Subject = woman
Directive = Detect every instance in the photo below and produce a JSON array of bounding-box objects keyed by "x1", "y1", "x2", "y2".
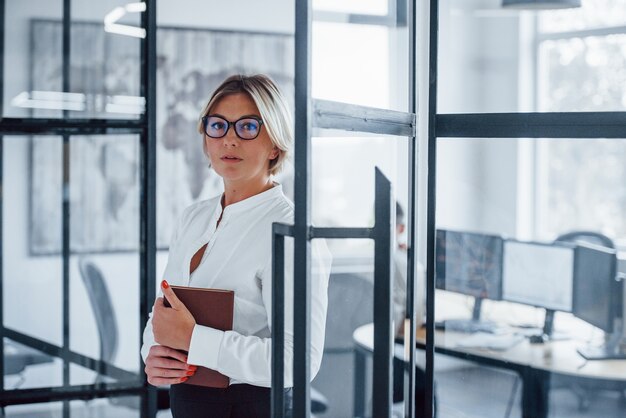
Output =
[{"x1": 141, "y1": 74, "x2": 332, "y2": 418}]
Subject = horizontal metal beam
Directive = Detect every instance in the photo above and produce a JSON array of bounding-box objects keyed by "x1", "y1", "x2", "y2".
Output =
[
  {"x1": 436, "y1": 112, "x2": 626, "y2": 139},
  {"x1": 273, "y1": 222, "x2": 294, "y2": 237},
  {"x1": 0, "y1": 382, "x2": 144, "y2": 406},
  {"x1": 313, "y1": 99, "x2": 416, "y2": 137},
  {"x1": 4, "y1": 328, "x2": 138, "y2": 382},
  {"x1": 309, "y1": 226, "x2": 373, "y2": 239},
  {"x1": 0, "y1": 118, "x2": 145, "y2": 135}
]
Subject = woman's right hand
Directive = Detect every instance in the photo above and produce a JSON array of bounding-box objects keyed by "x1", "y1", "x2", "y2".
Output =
[{"x1": 144, "y1": 345, "x2": 197, "y2": 386}]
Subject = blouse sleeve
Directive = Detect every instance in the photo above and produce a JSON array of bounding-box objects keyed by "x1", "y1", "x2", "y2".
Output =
[{"x1": 186, "y1": 237, "x2": 332, "y2": 387}]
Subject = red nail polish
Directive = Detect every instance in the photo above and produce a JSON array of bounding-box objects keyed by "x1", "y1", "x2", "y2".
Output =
[
  {"x1": 162, "y1": 280, "x2": 169, "y2": 289},
  {"x1": 186, "y1": 370, "x2": 194, "y2": 376},
  {"x1": 181, "y1": 377, "x2": 188, "y2": 382}
]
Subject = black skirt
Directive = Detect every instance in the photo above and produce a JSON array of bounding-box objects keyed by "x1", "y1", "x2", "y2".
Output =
[{"x1": 170, "y1": 383, "x2": 293, "y2": 418}]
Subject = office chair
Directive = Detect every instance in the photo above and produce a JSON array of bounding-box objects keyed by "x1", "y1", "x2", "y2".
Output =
[
  {"x1": 551, "y1": 231, "x2": 623, "y2": 411},
  {"x1": 78, "y1": 258, "x2": 170, "y2": 412}
]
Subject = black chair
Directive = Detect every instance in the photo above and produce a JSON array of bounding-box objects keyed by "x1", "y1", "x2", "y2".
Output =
[{"x1": 78, "y1": 258, "x2": 170, "y2": 411}]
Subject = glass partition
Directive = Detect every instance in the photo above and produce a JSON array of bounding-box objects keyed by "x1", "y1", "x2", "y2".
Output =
[{"x1": 434, "y1": 136, "x2": 626, "y2": 418}]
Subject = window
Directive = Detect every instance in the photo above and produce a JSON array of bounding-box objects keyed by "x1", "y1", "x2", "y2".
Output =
[{"x1": 535, "y1": 0, "x2": 626, "y2": 246}]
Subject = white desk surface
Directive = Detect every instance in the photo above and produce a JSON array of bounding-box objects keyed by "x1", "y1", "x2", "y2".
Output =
[{"x1": 353, "y1": 322, "x2": 626, "y2": 382}]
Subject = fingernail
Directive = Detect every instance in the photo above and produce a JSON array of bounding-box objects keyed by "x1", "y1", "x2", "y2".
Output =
[
  {"x1": 189, "y1": 365, "x2": 198, "y2": 371},
  {"x1": 181, "y1": 377, "x2": 188, "y2": 382},
  {"x1": 162, "y1": 280, "x2": 169, "y2": 289},
  {"x1": 186, "y1": 370, "x2": 194, "y2": 376}
]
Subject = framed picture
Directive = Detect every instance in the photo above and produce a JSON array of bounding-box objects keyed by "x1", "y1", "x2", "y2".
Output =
[{"x1": 29, "y1": 20, "x2": 294, "y2": 254}]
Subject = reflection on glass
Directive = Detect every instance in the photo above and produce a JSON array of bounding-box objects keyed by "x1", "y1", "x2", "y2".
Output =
[{"x1": 3, "y1": 338, "x2": 62, "y2": 390}]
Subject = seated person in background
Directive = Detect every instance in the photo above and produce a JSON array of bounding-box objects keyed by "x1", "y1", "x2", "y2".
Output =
[{"x1": 392, "y1": 202, "x2": 436, "y2": 417}]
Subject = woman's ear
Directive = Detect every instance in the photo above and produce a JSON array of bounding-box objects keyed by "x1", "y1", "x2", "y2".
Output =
[{"x1": 269, "y1": 147, "x2": 279, "y2": 160}]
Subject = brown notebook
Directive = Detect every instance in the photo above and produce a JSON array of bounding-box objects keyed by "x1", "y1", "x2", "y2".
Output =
[{"x1": 164, "y1": 285, "x2": 234, "y2": 388}]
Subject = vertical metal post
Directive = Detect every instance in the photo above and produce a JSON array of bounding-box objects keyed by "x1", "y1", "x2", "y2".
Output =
[
  {"x1": 61, "y1": 2, "x2": 71, "y2": 417},
  {"x1": 425, "y1": 1, "x2": 440, "y2": 417},
  {"x1": 294, "y1": 0, "x2": 312, "y2": 417},
  {"x1": 140, "y1": 1, "x2": 157, "y2": 417},
  {"x1": 0, "y1": 0, "x2": 6, "y2": 396},
  {"x1": 271, "y1": 227, "x2": 286, "y2": 418},
  {"x1": 372, "y1": 168, "x2": 394, "y2": 418},
  {"x1": 406, "y1": 0, "x2": 419, "y2": 416}
]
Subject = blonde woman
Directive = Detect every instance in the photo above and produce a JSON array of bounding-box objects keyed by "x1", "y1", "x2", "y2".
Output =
[{"x1": 141, "y1": 74, "x2": 331, "y2": 417}]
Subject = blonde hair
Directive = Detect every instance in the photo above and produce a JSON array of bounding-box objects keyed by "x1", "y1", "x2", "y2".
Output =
[{"x1": 197, "y1": 74, "x2": 293, "y2": 176}]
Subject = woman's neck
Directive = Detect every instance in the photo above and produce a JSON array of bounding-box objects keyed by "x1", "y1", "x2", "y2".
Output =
[{"x1": 222, "y1": 176, "x2": 274, "y2": 207}]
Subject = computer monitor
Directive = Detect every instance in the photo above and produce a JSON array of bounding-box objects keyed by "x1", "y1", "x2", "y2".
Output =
[
  {"x1": 502, "y1": 240, "x2": 575, "y2": 313},
  {"x1": 573, "y1": 244, "x2": 619, "y2": 333},
  {"x1": 435, "y1": 229, "x2": 504, "y2": 301}
]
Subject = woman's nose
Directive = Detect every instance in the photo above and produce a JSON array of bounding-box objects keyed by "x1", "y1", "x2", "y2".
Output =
[{"x1": 223, "y1": 126, "x2": 239, "y2": 146}]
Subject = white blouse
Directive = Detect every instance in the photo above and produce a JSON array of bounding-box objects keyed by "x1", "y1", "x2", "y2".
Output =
[{"x1": 141, "y1": 184, "x2": 332, "y2": 387}]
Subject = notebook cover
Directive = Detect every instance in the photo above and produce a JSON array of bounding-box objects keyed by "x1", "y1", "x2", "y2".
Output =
[{"x1": 164, "y1": 285, "x2": 234, "y2": 388}]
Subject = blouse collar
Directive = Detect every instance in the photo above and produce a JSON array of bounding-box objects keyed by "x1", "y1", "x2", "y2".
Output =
[{"x1": 220, "y1": 183, "x2": 283, "y2": 215}]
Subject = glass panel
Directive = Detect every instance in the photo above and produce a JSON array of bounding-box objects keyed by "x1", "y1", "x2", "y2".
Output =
[
  {"x1": 438, "y1": 0, "x2": 626, "y2": 113},
  {"x1": 3, "y1": 136, "x2": 63, "y2": 346},
  {"x1": 312, "y1": 4, "x2": 410, "y2": 111},
  {"x1": 311, "y1": 133, "x2": 409, "y2": 257},
  {"x1": 67, "y1": 135, "x2": 141, "y2": 381},
  {"x1": 5, "y1": 402, "x2": 64, "y2": 418},
  {"x1": 313, "y1": 239, "x2": 374, "y2": 418},
  {"x1": 68, "y1": 1, "x2": 142, "y2": 119},
  {"x1": 539, "y1": 34, "x2": 626, "y2": 112},
  {"x1": 4, "y1": 338, "x2": 62, "y2": 390},
  {"x1": 3, "y1": 0, "x2": 63, "y2": 118},
  {"x1": 70, "y1": 397, "x2": 141, "y2": 418},
  {"x1": 434, "y1": 136, "x2": 626, "y2": 418}
]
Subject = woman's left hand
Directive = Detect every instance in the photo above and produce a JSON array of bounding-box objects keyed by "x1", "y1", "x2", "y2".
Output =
[{"x1": 152, "y1": 280, "x2": 196, "y2": 351}]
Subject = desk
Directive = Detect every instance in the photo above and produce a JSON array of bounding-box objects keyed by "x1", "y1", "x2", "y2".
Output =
[{"x1": 353, "y1": 323, "x2": 626, "y2": 418}]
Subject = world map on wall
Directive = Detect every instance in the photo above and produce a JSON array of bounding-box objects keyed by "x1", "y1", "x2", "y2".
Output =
[{"x1": 29, "y1": 20, "x2": 294, "y2": 254}]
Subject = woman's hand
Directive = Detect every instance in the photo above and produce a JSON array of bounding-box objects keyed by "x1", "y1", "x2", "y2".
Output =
[
  {"x1": 145, "y1": 345, "x2": 197, "y2": 386},
  {"x1": 152, "y1": 280, "x2": 196, "y2": 351}
]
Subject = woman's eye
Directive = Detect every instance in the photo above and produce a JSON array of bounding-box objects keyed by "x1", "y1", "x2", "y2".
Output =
[
  {"x1": 241, "y1": 122, "x2": 257, "y2": 132},
  {"x1": 211, "y1": 122, "x2": 226, "y2": 130}
]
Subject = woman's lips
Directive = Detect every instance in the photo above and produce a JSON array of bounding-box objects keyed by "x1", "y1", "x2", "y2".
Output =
[{"x1": 221, "y1": 156, "x2": 242, "y2": 163}]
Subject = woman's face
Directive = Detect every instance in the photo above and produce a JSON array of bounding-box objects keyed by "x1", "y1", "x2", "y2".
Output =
[{"x1": 204, "y1": 93, "x2": 278, "y2": 185}]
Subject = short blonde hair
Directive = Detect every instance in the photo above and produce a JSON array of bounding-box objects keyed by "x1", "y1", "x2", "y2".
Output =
[{"x1": 197, "y1": 74, "x2": 293, "y2": 176}]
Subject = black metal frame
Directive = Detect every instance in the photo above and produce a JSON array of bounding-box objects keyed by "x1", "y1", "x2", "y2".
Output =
[
  {"x1": 271, "y1": 2, "x2": 421, "y2": 418},
  {"x1": 0, "y1": 1, "x2": 157, "y2": 417}
]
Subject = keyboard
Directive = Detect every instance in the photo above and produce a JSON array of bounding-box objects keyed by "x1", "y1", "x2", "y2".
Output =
[{"x1": 435, "y1": 319, "x2": 498, "y2": 334}]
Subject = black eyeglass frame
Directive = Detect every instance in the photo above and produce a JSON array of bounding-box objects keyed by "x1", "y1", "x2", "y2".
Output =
[{"x1": 202, "y1": 114, "x2": 265, "y2": 140}]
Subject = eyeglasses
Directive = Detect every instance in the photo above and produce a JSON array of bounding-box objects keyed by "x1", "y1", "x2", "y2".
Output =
[{"x1": 202, "y1": 114, "x2": 264, "y2": 140}]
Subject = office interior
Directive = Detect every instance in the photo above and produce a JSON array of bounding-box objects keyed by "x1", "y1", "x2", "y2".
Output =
[{"x1": 2, "y1": 0, "x2": 626, "y2": 417}]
